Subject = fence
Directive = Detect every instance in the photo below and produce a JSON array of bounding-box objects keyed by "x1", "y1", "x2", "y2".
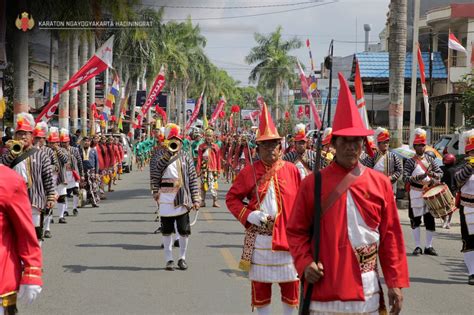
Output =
[{"x1": 375, "y1": 126, "x2": 448, "y2": 144}]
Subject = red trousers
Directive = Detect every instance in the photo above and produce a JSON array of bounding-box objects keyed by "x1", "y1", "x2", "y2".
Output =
[{"x1": 251, "y1": 280, "x2": 299, "y2": 308}]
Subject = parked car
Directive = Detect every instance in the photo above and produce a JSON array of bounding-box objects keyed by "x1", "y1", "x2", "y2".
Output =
[
  {"x1": 105, "y1": 133, "x2": 134, "y2": 173},
  {"x1": 433, "y1": 134, "x2": 460, "y2": 156}
]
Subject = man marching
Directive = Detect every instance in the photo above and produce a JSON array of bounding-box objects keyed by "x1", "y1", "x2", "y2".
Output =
[
  {"x1": 361, "y1": 127, "x2": 402, "y2": 193},
  {"x1": 226, "y1": 103, "x2": 301, "y2": 315},
  {"x1": 403, "y1": 128, "x2": 443, "y2": 256},
  {"x1": 287, "y1": 74, "x2": 409, "y2": 315},
  {"x1": 0, "y1": 113, "x2": 55, "y2": 243},
  {"x1": 320, "y1": 127, "x2": 334, "y2": 168},
  {"x1": 150, "y1": 123, "x2": 200, "y2": 271},
  {"x1": 283, "y1": 123, "x2": 317, "y2": 179},
  {"x1": 80, "y1": 137, "x2": 100, "y2": 207},
  {"x1": 60, "y1": 129, "x2": 84, "y2": 218},
  {"x1": 197, "y1": 128, "x2": 221, "y2": 207},
  {"x1": 454, "y1": 130, "x2": 474, "y2": 285}
]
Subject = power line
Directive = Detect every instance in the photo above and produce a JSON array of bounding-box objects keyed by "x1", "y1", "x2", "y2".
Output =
[
  {"x1": 161, "y1": 1, "x2": 337, "y2": 21},
  {"x1": 151, "y1": 1, "x2": 325, "y2": 10}
]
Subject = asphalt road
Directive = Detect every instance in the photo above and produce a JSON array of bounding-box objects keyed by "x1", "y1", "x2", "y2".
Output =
[{"x1": 22, "y1": 167, "x2": 473, "y2": 315}]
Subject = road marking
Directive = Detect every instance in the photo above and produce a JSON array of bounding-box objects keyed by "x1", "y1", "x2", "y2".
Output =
[
  {"x1": 220, "y1": 248, "x2": 246, "y2": 281},
  {"x1": 202, "y1": 209, "x2": 214, "y2": 223}
]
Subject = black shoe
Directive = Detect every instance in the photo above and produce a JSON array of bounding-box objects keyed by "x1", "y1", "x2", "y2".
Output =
[
  {"x1": 92, "y1": 203, "x2": 99, "y2": 208},
  {"x1": 73, "y1": 209, "x2": 78, "y2": 216},
  {"x1": 58, "y1": 217, "x2": 67, "y2": 224},
  {"x1": 64, "y1": 211, "x2": 69, "y2": 217},
  {"x1": 165, "y1": 260, "x2": 175, "y2": 271},
  {"x1": 469, "y1": 275, "x2": 474, "y2": 285},
  {"x1": 160, "y1": 243, "x2": 164, "y2": 248},
  {"x1": 50, "y1": 218, "x2": 54, "y2": 224},
  {"x1": 44, "y1": 230, "x2": 52, "y2": 238},
  {"x1": 412, "y1": 247, "x2": 423, "y2": 256},
  {"x1": 424, "y1": 247, "x2": 438, "y2": 256},
  {"x1": 177, "y1": 259, "x2": 188, "y2": 270},
  {"x1": 174, "y1": 239, "x2": 180, "y2": 247}
]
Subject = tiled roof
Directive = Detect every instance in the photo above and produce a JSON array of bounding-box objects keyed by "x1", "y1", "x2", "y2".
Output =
[{"x1": 352, "y1": 52, "x2": 447, "y2": 80}]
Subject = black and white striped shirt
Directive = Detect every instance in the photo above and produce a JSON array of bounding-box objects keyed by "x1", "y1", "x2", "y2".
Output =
[
  {"x1": 403, "y1": 153, "x2": 443, "y2": 186},
  {"x1": 283, "y1": 150, "x2": 318, "y2": 171},
  {"x1": 1, "y1": 148, "x2": 55, "y2": 209},
  {"x1": 150, "y1": 150, "x2": 200, "y2": 207},
  {"x1": 360, "y1": 151, "x2": 402, "y2": 183},
  {"x1": 454, "y1": 162, "x2": 473, "y2": 188}
]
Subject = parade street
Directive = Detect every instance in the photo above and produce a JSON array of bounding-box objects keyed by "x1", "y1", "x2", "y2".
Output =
[{"x1": 19, "y1": 167, "x2": 473, "y2": 315}]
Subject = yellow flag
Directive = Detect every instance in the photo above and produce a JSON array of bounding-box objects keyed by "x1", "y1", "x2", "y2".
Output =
[
  {"x1": 203, "y1": 112, "x2": 208, "y2": 129},
  {"x1": 0, "y1": 86, "x2": 6, "y2": 119}
]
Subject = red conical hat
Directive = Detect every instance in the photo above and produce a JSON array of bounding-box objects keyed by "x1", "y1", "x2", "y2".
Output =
[
  {"x1": 332, "y1": 73, "x2": 374, "y2": 137},
  {"x1": 256, "y1": 101, "x2": 282, "y2": 142}
]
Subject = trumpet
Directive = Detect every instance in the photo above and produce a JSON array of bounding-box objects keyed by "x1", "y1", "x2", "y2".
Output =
[
  {"x1": 6, "y1": 140, "x2": 24, "y2": 156},
  {"x1": 165, "y1": 139, "x2": 181, "y2": 153}
]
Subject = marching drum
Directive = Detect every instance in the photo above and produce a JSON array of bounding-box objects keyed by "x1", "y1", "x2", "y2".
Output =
[{"x1": 422, "y1": 184, "x2": 457, "y2": 218}]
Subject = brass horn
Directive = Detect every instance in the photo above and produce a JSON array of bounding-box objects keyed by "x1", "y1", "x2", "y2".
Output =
[
  {"x1": 7, "y1": 140, "x2": 24, "y2": 156},
  {"x1": 166, "y1": 139, "x2": 181, "y2": 153}
]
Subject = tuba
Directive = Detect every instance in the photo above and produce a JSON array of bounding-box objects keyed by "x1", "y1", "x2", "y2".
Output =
[{"x1": 7, "y1": 140, "x2": 24, "y2": 157}]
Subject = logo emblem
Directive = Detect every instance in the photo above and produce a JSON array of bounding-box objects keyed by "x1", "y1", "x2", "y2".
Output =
[{"x1": 15, "y1": 12, "x2": 35, "y2": 32}]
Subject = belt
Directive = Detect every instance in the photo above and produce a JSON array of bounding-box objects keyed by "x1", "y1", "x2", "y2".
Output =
[
  {"x1": 1, "y1": 293, "x2": 17, "y2": 307},
  {"x1": 411, "y1": 182, "x2": 423, "y2": 189},
  {"x1": 355, "y1": 249, "x2": 378, "y2": 264}
]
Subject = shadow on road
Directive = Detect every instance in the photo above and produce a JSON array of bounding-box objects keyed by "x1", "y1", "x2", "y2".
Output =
[
  {"x1": 219, "y1": 268, "x2": 247, "y2": 279},
  {"x1": 91, "y1": 219, "x2": 151, "y2": 223},
  {"x1": 198, "y1": 218, "x2": 236, "y2": 222},
  {"x1": 207, "y1": 244, "x2": 243, "y2": 249},
  {"x1": 96, "y1": 212, "x2": 154, "y2": 215},
  {"x1": 409, "y1": 276, "x2": 466, "y2": 285},
  {"x1": 63, "y1": 265, "x2": 166, "y2": 273},
  {"x1": 76, "y1": 243, "x2": 162, "y2": 250},
  {"x1": 88, "y1": 231, "x2": 153, "y2": 236},
  {"x1": 199, "y1": 230, "x2": 244, "y2": 236}
]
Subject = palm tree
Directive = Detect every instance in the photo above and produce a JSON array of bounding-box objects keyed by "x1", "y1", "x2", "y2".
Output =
[
  {"x1": 245, "y1": 26, "x2": 302, "y2": 121},
  {"x1": 388, "y1": 0, "x2": 407, "y2": 147}
]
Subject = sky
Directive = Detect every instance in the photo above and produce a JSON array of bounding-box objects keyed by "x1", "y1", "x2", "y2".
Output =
[{"x1": 142, "y1": 0, "x2": 390, "y2": 86}]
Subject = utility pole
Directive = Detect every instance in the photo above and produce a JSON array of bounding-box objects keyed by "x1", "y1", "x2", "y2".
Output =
[
  {"x1": 409, "y1": 0, "x2": 420, "y2": 143},
  {"x1": 325, "y1": 40, "x2": 334, "y2": 127}
]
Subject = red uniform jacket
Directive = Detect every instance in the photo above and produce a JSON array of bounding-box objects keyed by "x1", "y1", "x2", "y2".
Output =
[
  {"x1": 97, "y1": 144, "x2": 110, "y2": 170},
  {"x1": 0, "y1": 165, "x2": 43, "y2": 295},
  {"x1": 226, "y1": 160, "x2": 301, "y2": 251},
  {"x1": 106, "y1": 144, "x2": 115, "y2": 167},
  {"x1": 197, "y1": 142, "x2": 221, "y2": 173},
  {"x1": 113, "y1": 144, "x2": 121, "y2": 165},
  {"x1": 118, "y1": 144, "x2": 124, "y2": 162},
  {"x1": 287, "y1": 162, "x2": 409, "y2": 302},
  {"x1": 232, "y1": 145, "x2": 254, "y2": 169}
]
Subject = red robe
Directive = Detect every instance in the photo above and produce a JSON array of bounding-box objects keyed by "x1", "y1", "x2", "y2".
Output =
[
  {"x1": 113, "y1": 144, "x2": 121, "y2": 165},
  {"x1": 287, "y1": 162, "x2": 409, "y2": 302},
  {"x1": 226, "y1": 160, "x2": 301, "y2": 251},
  {"x1": 106, "y1": 144, "x2": 115, "y2": 167},
  {"x1": 0, "y1": 165, "x2": 43, "y2": 295},
  {"x1": 197, "y1": 142, "x2": 221, "y2": 173}
]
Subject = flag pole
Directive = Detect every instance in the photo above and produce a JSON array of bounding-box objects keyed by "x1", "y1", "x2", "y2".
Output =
[{"x1": 446, "y1": 28, "x2": 451, "y2": 134}]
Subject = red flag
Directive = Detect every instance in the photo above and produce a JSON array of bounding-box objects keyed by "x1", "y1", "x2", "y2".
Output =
[
  {"x1": 448, "y1": 32, "x2": 467, "y2": 53},
  {"x1": 354, "y1": 58, "x2": 369, "y2": 128},
  {"x1": 36, "y1": 36, "x2": 114, "y2": 123},
  {"x1": 209, "y1": 95, "x2": 226, "y2": 125},
  {"x1": 141, "y1": 66, "x2": 166, "y2": 115},
  {"x1": 185, "y1": 90, "x2": 203, "y2": 131},
  {"x1": 155, "y1": 105, "x2": 167, "y2": 124},
  {"x1": 297, "y1": 61, "x2": 322, "y2": 130},
  {"x1": 417, "y1": 43, "x2": 430, "y2": 125}
]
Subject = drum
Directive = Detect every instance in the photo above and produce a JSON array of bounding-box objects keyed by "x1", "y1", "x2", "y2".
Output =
[{"x1": 422, "y1": 184, "x2": 457, "y2": 218}]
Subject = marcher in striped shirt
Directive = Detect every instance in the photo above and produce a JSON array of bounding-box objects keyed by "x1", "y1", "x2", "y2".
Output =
[{"x1": 0, "y1": 113, "x2": 55, "y2": 243}]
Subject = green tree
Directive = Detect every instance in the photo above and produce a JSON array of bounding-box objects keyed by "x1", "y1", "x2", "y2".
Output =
[
  {"x1": 245, "y1": 26, "x2": 302, "y2": 122},
  {"x1": 459, "y1": 74, "x2": 474, "y2": 128}
]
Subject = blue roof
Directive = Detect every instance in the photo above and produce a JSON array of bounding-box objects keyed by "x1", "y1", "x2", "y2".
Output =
[{"x1": 352, "y1": 52, "x2": 447, "y2": 80}]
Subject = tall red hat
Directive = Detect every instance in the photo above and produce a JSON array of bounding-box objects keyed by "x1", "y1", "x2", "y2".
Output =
[
  {"x1": 413, "y1": 128, "x2": 427, "y2": 145},
  {"x1": 164, "y1": 123, "x2": 182, "y2": 141},
  {"x1": 464, "y1": 130, "x2": 474, "y2": 153},
  {"x1": 59, "y1": 128, "x2": 70, "y2": 143},
  {"x1": 293, "y1": 123, "x2": 307, "y2": 142},
  {"x1": 48, "y1": 127, "x2": 60, "y2": 143},
  {"x1": 332, "y1": 73, "x2": 374, "y2": 138},
  {"x1": 33, "y1": 122, "x2": 48, "y2": 138},
  {"x1": 375, "y1": 127, "x2": 390, "y2": 143},
  {"x1": 256, "y1": 101, "x2": 282, "y2": 142},
  {"x1": 15, "y1": 113, "x2": 35, "y2": 133}
]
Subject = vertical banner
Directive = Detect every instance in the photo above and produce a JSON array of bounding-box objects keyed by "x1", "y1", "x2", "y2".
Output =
[
  {"x1": 354, "y1": 58, "x2": 370, "y2": 129},
  {"x1": 297, "y1": 61, "x2": 322, "y2": 130},
  {"x1": 209, "y1": 95, "x2": 226, "y2": 125},
  {"x1": 185, "y1": 90, "x2": 204, "y2": 131},
  {"x1": 416, "y1": 44, "x2": 430, "y2": 126}
]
